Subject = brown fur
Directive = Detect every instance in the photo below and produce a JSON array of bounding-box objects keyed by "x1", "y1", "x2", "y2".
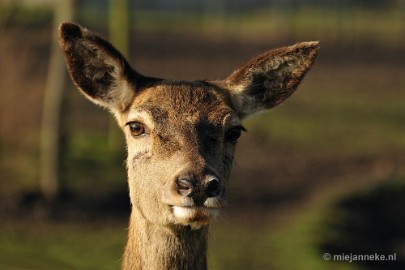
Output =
[{"x1": 58, "y1": 22, "x2": 319, "y2": 270}]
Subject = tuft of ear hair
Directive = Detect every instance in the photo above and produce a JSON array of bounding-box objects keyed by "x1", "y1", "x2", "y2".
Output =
[{"x1": 218, "y1": 41, "x2": 319, "y2": 118}]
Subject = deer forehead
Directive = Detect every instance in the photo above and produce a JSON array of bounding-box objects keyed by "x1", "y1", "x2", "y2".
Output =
[{"x1": 123, "y1": 81, "x2": 240, "y2": 132}]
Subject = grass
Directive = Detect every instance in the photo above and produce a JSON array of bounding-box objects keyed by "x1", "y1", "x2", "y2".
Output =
[
  {"x1": 263, "y1": 192, "x2": 358, "y2": 270},
  {"x1": 0, "y1": 221, "x2": 126, "y2": 270}
]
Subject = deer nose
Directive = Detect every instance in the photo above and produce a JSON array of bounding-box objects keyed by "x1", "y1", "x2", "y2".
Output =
[
  {"x1": 176, "y1": 175, "x2": 222, "y2": 198},
  {"x1": 205, "y1": 178, "x2": 221, "y2": 198},
  {"x1": 176, "y1": 178, "x2": 194, "y2": 197}
]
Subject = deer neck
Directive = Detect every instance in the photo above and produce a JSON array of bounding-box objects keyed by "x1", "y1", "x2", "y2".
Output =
[{"x1": 122, "y1": 207, "x2": 208, "y2": 270}]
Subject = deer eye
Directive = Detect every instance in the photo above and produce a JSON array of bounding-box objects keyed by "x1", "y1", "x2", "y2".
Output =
[
  {"x1": 225, "y1": 126, "x2": 246, "y2": 144},
  {"x1": 127, "y1": 121, "x2": 147, "y2": 137}
]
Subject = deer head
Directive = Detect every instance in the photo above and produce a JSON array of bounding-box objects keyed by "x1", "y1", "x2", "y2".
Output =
[{"x1": 59, "y1": 22, "x2": 318, "y2": 268}]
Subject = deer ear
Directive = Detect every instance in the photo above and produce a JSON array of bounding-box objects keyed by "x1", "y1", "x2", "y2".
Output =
[
  {"x1": 219, "y1": 42, "x2": 319, "y2": 118},
  {"x1": 59, "y1": 22, "x2": 142, "y2": 113}
]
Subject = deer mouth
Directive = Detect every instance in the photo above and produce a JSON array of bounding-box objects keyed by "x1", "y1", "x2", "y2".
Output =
[{"x1": 172, "y1": 206, "x2": 220, "y2": 230}]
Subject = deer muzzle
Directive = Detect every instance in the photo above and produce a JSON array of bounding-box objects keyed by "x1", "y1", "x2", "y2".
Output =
[{"x1": 162, "y1": 167, "x2": 225, "y2": 229}]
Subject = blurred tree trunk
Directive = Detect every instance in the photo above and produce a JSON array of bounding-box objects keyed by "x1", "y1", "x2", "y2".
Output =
[
  {"x1": 40, "y1": 0, "x2": 75, "y2": 202},
  {"x1": 108, "y1": 0, "x2": 129, "y2": 150}
]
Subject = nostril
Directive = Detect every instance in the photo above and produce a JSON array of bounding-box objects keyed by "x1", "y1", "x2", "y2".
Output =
[
  {"x1": 177, "y1": 178, "x2": 194, "y2": 197},
  {"x1": 205, "y1": 178, "x2": 221, "y2": 198}
]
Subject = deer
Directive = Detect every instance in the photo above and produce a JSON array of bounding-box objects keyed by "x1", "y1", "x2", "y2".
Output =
[{"x1": 58, "y1": 22, "x2": 318, "y2": 270}]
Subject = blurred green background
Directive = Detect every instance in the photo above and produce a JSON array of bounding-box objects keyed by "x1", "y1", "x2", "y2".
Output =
[{"x1": 0, "y1": 0, "x2": 405, "y2": 269}]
